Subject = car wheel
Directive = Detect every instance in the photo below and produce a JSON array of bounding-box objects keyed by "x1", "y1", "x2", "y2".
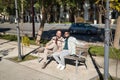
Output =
[{"x1": 87, "y1": 30, "x2": 92, "y2": 35}]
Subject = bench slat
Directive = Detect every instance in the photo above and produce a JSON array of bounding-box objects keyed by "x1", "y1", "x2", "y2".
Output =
[{"x1": 65, "y1": 55, "x2": 86, "y2": 62}]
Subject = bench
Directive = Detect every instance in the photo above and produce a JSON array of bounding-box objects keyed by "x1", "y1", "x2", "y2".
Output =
[
  {"x1": 37, "y1": 46, "x2": 88, "y2": 72},
  {"x1": 64, "y1": 47, "x2": 88, "y2": 73}
]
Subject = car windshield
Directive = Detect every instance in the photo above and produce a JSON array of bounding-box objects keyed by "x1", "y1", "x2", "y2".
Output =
[
  {"x1": 74, "y1": 23, "x2": 83, "y2": 27},
  {"x1": 84, "y1": 23, "x2": 91, "y2": 26},
  {"x1": 71, "y1": 23, "x2": 93, "y2": 28}
]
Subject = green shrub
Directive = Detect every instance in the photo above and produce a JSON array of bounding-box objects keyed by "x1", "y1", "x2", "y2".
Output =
[
  {"x1": 22, "y1": 35, "x2": 30, "y2": 46},
  {"x1": 0, "y1": 34, "x2": 49, "y2": 45}
]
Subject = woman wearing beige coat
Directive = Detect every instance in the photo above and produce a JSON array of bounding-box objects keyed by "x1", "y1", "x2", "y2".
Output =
[{"x1": 41, "y1": 30, "x2": 64, "y2": 69}]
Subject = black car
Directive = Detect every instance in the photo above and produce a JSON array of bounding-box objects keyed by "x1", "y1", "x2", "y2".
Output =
[{"x1": 69, "y1": 23, "x2": 98, "y2": 34}]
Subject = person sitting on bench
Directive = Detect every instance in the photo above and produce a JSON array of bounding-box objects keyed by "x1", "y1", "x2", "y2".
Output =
[
  {"x1": 41, "y1": 30, "x2": 64, "y2": 69},
  {"x1": 52, "y1": 31, "x2": 85, "y2": 70}
]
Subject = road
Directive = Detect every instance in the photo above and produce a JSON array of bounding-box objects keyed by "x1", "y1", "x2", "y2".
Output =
[
  {"x1": 0, "y1": 23, "x2": 70, "y2": 34},
  {"x1": 0, "y1": 22, "x2": 116, "y2": 34},
  {"x1": 0, "y1": 22, "x2": 116, "y2": 42}
]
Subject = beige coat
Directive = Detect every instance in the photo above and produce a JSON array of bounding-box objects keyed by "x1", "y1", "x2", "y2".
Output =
[{"x1": 46, "y1": 36, "x2": 64, "y2": 52}]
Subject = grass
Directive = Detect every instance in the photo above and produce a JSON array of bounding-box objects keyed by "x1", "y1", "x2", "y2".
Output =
[
  {"x1": 0, "y1": 34, "x2": 17, "y2": 41},
  {"x1": 8, "y1": 55, "x2": 37, "y2": 63},
  {"x1": 89, "y1": 46, "x2": 120, "y2": 60},
  {"x1": 27, "y1": 38, "x2": 49, "y2": 46},
  {"x1": 96, "y1": 75, "x2": 120, "y2": 80},
  {"x1": 0, "y1": 34, "x2": 49, "y2": 45},
  {"x1": 48, "y1": 22, "x2": 71, "y2": 24},
  {"x1": 97, "y1": 77, "x2": 120, "y2": 80},
  {"x1": 0, "y1": 34, "x2": 49, "y2": 62}
]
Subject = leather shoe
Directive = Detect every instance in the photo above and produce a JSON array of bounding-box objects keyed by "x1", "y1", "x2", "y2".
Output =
[{"x1": 41, "y1": 62, "x2": 47, "y2": 69}]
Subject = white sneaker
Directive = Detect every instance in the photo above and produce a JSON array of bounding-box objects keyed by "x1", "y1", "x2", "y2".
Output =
[
  {"x1": 57, "y1": 64, "x2": 62, "y2": 69},
  {"x1": 60, "y1": 65, "x2": 65, "y2": 70}
]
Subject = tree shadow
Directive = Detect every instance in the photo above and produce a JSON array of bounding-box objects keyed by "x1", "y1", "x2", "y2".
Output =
[
  {"x1": 22, "y1": 46, "x2": 41, "y2": 59},
  {"x1": 88, "y1": 47, "x2": 104, "y2": 80},
  {"x1": 88, "y1": 47, "x2": 117, "y2": 80},
  {"x1": 0, "y1": 28, "x2": 11, "y2": 33},
  {"x1": 40, "y1": 55, "x2": 87, "y2": 69},
  {"x1": 0, "y1": 40, "x2": 11, "y2": 45},
  {"x1": 43, "y1": 56, "x2": 54, "y2": 68},
  {"x1": 0, "y1": 47, "x2": 15, "y2": 56}
]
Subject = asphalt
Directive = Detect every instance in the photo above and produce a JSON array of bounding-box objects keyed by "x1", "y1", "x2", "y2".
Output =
[
  {"x1": 0, "y1": 23, "x2": 116, "y2": 41},
  {"x1": 0, "y1": 39, "x2": 120, "y2": 80}
]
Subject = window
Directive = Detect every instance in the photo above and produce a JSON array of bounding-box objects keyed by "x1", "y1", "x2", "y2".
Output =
[{"x1": 84, "y1": 23, "x2": 90, "y2": 27}]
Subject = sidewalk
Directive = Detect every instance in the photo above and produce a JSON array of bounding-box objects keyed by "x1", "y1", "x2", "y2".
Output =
[
  {"x1": 0, "y1": 59, "x2": 61, "y2": 80},
  {"x1": 0, "y1": 39, "x2": 120, "y2": 80}
]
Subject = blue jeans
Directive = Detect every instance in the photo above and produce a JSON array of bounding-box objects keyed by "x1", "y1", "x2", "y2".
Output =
[{"x1": 52, "y1": 50, "x2": 70, "y2": 66}]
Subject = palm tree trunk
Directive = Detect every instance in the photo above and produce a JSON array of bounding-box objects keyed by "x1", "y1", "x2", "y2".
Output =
[{"x1": 113, "y1": 16, "x2": 120, "y2": 49}]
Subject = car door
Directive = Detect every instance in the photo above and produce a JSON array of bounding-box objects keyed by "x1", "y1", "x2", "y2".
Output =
[
  {"x1": 84, "y1": 23, "x2": 94, "y2": 34},
  {"x1": 78, "y1": 23, "x2": 86, "y2": 33},
  {"x1": 72, "y1": 23, "x2": 80, "y2": 33}
]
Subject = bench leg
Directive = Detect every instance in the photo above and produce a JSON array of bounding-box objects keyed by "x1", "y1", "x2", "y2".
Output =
[{"x1": 75, "y1": 60, "x2": 78, "y2": 73}]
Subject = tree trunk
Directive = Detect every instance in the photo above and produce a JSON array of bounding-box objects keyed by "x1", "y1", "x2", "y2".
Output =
[
  {"x1": 35, "y1": 1, "x2": 46, "y2": 45},
  {"x1": 113, "y1": 16, "x2": 120, "y2": 49},
  {"x1": 35, "y1": 12, "x2": 46, "y2": 45},
  {"x1": 99, "y1": 13, "x2": 102, "y2": 24}
]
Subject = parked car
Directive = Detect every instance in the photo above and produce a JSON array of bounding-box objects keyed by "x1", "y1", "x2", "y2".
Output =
[{"x1": 69, "y1": 23, "x2": 98, "y2": 34}]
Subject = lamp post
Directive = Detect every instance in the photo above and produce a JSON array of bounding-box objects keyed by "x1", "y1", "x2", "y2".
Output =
[
  {"x1": 104, "y1": 0, "x2": 110, "y2": 80},
  {"x1": 15, "y1": 0, "x2": 22, "y2": 61}
]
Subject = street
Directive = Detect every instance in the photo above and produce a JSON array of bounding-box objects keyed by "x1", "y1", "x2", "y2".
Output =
[
  {"x1": 0, "y1": 22, "x2": 116, "y2": 33},
  {"x1": 0, "y1": 23, "x2": 70, "y2": 34},
  {"x1": 0, "y1": 22, "x2": 116, "y2": 42}
]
